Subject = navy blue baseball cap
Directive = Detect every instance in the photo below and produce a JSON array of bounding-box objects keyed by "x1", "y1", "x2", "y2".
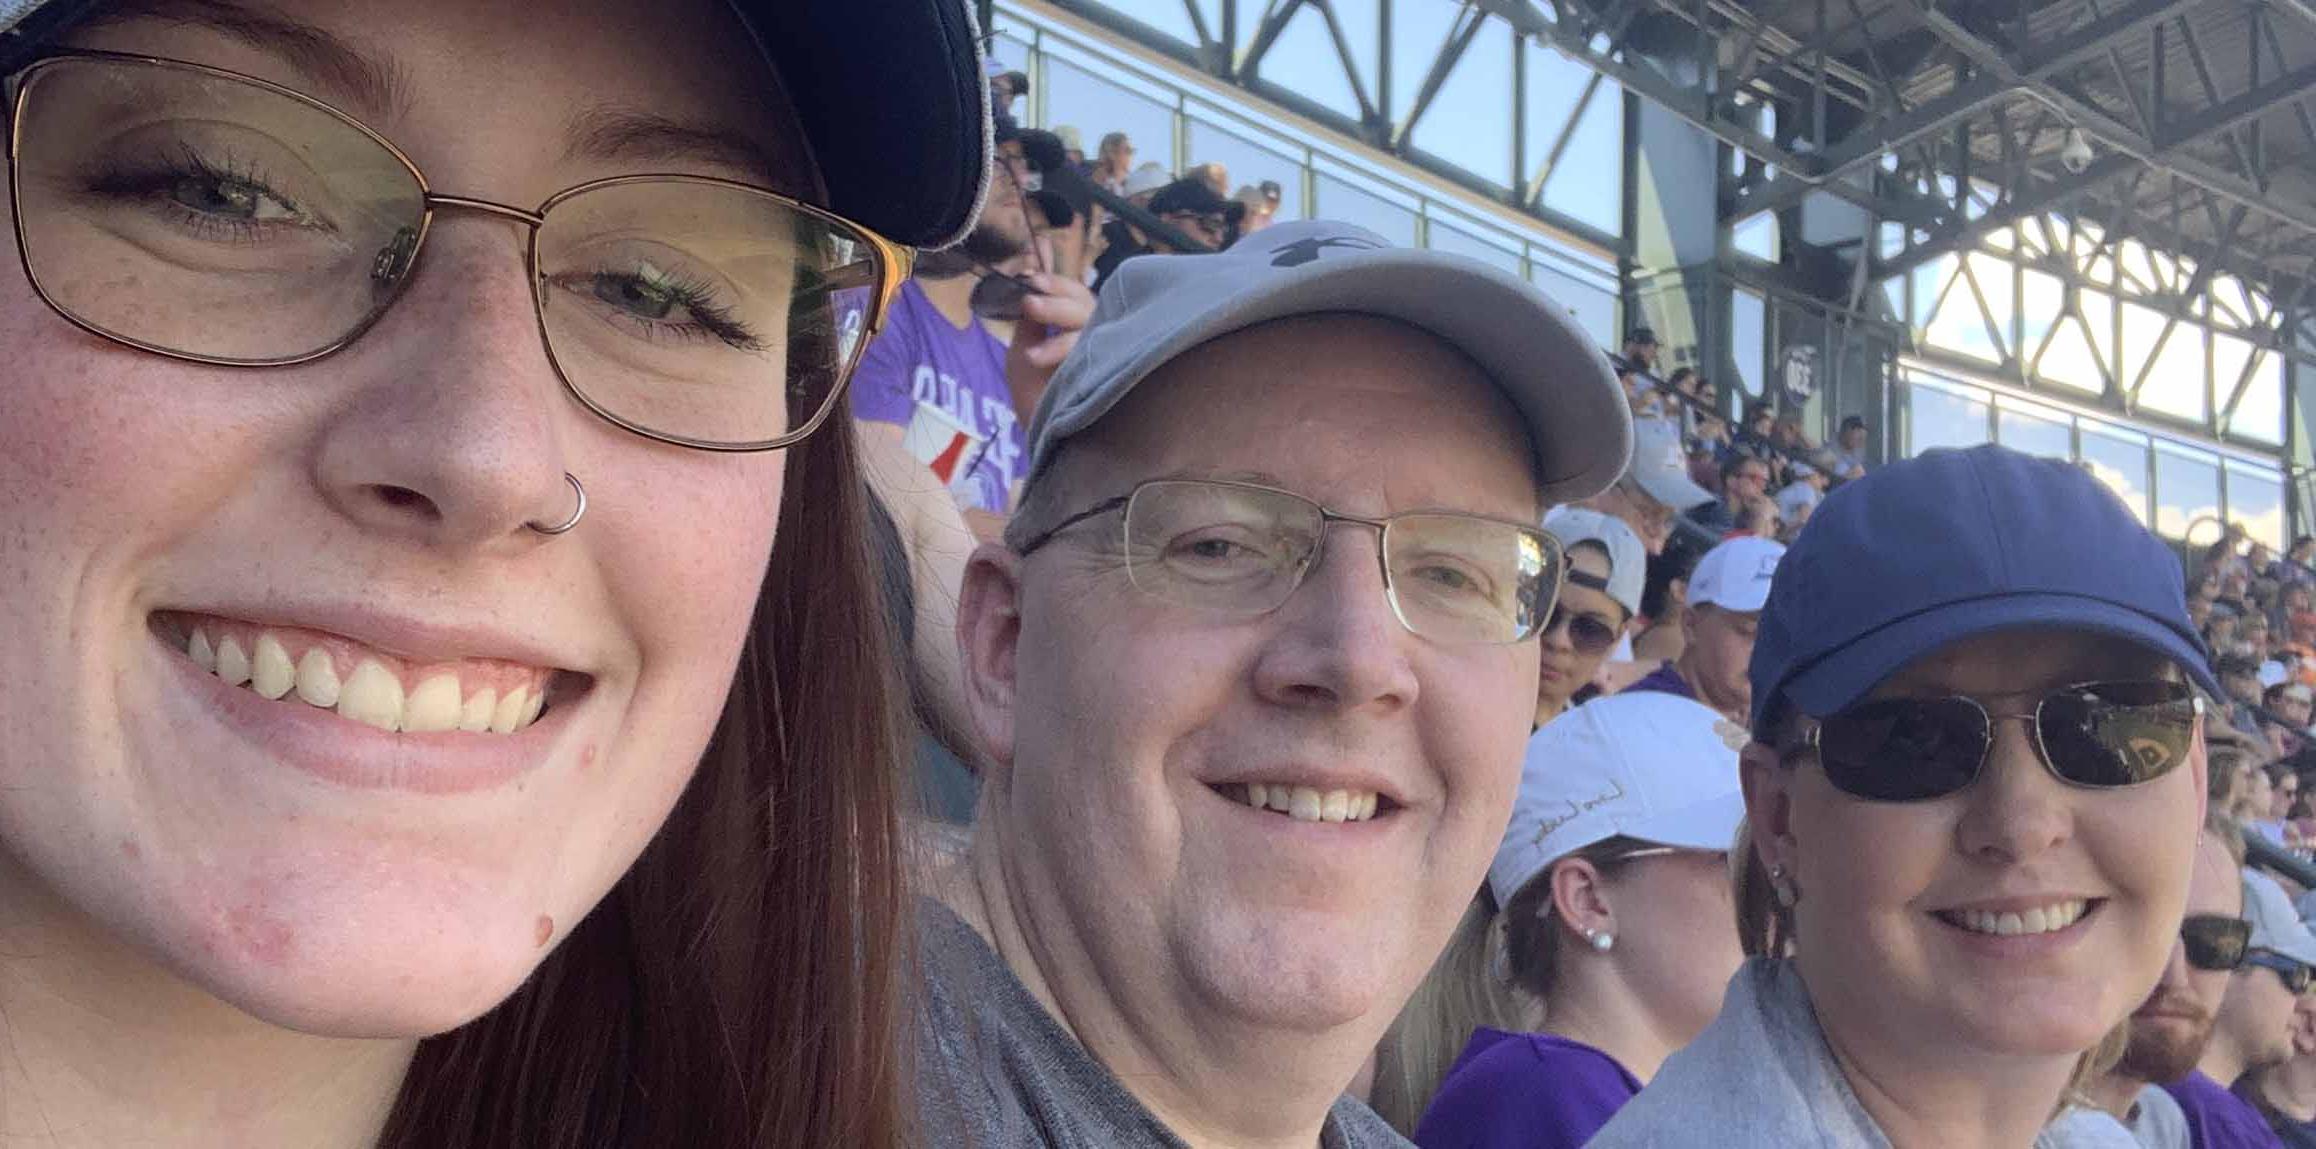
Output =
[
  {"x1": 0, "y1": 0, "x2": 992, "y2": 249},
  {"x1": 1749, "y1": 444, "x2": 2220, "y2": 735}
]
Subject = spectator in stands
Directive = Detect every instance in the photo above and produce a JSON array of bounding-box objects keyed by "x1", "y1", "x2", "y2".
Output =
[
  {"x1": 1774, "y1": 466, "x2": 1823, "y2": 541},
  {"x1": 1828, "y1": 415, "x2": 1871, "y2": 479},
  {"x1": 2078, "y1": 821, "x2": 2249, "y2": 1145},
  {"x1": 1579, "y1": 416, "x2": 1714, "y2": 556},
  {"x1": 991, "y1": 68, "x2": 1030, "y2": 122},
  {"x1": 2223, "y1": 654, "x2": 2271, "y2": 732},
  {"x1": 1628, "y1": 536, "x2": 1782, "y2": 724},
  {"x1": 1614, "y1": 328, "x2": 1662, "y2": 416},
  {"x1": 1233, "y1": 182, "x2": 1282, "y2": 234},
  {"x1": 1089, "y1": 176, "x2": 1244, "y2": 288},
  {"x1": 1052, "y1": 124, "x2": 1087, "y2": 168},
  {"x1": 1734, "y1": 496, "x2": 1780, "y2": 541},
  {"x1": 1399, "y1": 694, "x2": 1749, "y2": 1147},
  {"x1": 849, "y1": 154, "x2": 1086, "y2": 528},
  {"x1": 1690, "y1": 451, "x2": 1774, "y2": 536},
  {"x1": 924, "y1": 221, "x2": 1631, "y2": 1147},
  {"x1": 2172, "y1": 870, "x2": 2316, "y2": 1141},
  {"x1": 1593, "y1": 445, "x2": 2217, "y2": 1149},
  {"x1": 1122, "y1": 161, "x2": 1171, "y2": 203},
  {"x1": 2238, "y1": 989, "x2": 2316, "y2": 1145},
  {"x1": 1630, "y1": 534, "x2": 1708, "y2": 671},
  {"x1": 2285, "y1": 537, "x2": 2316, "y2": 587},
  {"x1": 2249, "y1": 613, "x2": 2279, "y2": 663},
  {"x1": 1535, "y1": 509, "x2": 1645, "y2": 727},
  {"x1": 2266, "y1": 683, "x2": 2312, "y2": 761},
  {"x1": 1089, "y1": 131, "x2": 1136, "y2": 193}
]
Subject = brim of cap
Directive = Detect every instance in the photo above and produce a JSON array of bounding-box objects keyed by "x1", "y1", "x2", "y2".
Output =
[
  {"x1": 1041, "y1": 248, "x2": 1632, "y2": 505},
  {"x1": 1622, "y1": 790, "x2": 1749, "y2": 853},
  {"x1": 1634, "y1": 466, "x2": 1715, "y2": 512},
  {"x1": 1772, "y1": 592, "x2": 2224, "y2": 731},
  {"x1": 712, "y1": 1, "x2": 995, "y2": 249}
]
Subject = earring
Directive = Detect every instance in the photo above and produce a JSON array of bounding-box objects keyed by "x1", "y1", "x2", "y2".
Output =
[
  {"x1": 1585, "y1": 929, "x2": 1615, "y2": 953},
  {"x1": 1768, "y1": 863, "x2": 1799, "y2": 909}
]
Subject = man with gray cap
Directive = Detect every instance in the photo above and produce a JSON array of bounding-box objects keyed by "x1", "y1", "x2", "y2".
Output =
[
  {"x1": 2166, "y1": 869, "x2": 2316, "y2": 1146},
  {"x1": 919, "y1": 218, "x2": 1631, "y2": 1146},
  {"x1": 1582, "y1": 417, "x2": 1714, "y2": 557}
]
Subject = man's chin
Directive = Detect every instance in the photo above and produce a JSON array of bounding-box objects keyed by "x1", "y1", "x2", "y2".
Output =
[{"x1": 2117, "y1": 1019, "x2": 2214, "y2": 1084}]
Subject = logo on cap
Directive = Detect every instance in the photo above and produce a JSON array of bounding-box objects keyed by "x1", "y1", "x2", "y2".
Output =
[{"x1": 1270, "y1": 235, "x2": 1384, "y2": 268}]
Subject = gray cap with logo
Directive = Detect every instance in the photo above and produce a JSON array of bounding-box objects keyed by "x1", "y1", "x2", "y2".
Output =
[{"x1": 1021, "y1": 219, "x2": 1633, "y2": 507}]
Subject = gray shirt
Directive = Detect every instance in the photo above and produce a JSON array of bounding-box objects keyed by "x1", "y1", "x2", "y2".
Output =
[
  {"x1": 914, "y1": 899, "x2": 1409, "y2": 1148},
  {"x1": 1589, "y1": 958, "x2": 2140, "y2": 1149}
]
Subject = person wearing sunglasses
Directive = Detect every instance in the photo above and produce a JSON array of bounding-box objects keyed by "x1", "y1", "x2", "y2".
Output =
[
  {"x1": 2237, "y1": 987, "x2": 2316, "y2": 1149},
  {"x1": 2069, "y1": 821, "x2": 2250, "y2": 1147},
  {"x1": 1627, "y1": 534, "x2": 1783, "y2": 725},
  {"x1": 1534, "y1": 508, "x2": 1644, "y2": 727},
  {"x1": 2170, "y1": 869, "x2": 2316, "y2": 1147},
  {"x1": 1590, "y1": 445, "x2": 2217, "y2": 1149},
  {"x1": 1382, "y1": 692, "x2": 1748, "y2": 1148},
  {"x1": 924, "y1": 219, "x2": 1631, "y2": 1147},
  {"x1": 0, "y1": 0, "x2": 987, "y2": 1143}
]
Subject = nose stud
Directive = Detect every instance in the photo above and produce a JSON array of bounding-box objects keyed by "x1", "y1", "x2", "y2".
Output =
[{"x1": 528, "y1": 473, "x2": 587, "y2": 536}]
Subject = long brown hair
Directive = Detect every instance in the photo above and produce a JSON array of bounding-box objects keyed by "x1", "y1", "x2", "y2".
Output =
[{"x1": 376, "y1": 413, "x2": 914, "y2": 1147}]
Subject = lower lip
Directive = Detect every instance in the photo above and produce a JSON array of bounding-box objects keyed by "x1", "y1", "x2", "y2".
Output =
[
  {"x1": 160, "y1": 632, "x2": 571, "y2": 796},
  {"x1": 1539, "y1": 665, "x2": 1567, "y2": 685},
  {"x1": 1932, "y1": 902, "x2": 2102, "y2": 957}
]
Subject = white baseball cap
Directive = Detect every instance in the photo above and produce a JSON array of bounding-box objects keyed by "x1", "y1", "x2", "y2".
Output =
[
  {"x1": 1122, "y1": 162, "x2": 1173, "y2": 197},
  {"x1": 1689, "y1": 536, "x2": 1786, "y2": 613},
  {"x1": 1023, "y1": 219, "x2": 1633, "y2": 507},
  {"x1": 1625, "y1": 417, "x2": 1714, "y2": 512},
  {"x1": 1488, "y1": 692, "x2": 1750, "y2": 907},
  {"x1": 1545, "y1": 506, "x2": 1645, "y2": 617},
  {"x1": 1774, "y1": 479, "x2": 1822, "y2": 521},
  {"x1": 2245, "y1": 868, "x2": 2316, "y2": 967}
]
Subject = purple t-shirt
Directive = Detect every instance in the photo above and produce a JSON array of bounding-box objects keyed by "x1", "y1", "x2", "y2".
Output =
[
  {"x1": 2166, "y1": 1071, "x2": 2288, "y2": 1149},
  {"x1": 847, "y1": 279, "x2": 1021, "y2": 514},
  {"x1": 1413, "y1": 1029, "x2": 1641, "y2": 1149},
  {"x1": 1625, "y1": 661, "x2": 1697, "y2": 701}
]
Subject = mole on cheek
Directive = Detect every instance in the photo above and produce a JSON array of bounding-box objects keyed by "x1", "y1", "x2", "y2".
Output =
[{"x1": 534, "y1": 914, "x2": 554, "y2": 948}]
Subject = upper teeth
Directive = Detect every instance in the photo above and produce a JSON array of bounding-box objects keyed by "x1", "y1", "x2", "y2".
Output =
[
  {"x1": 1229, "y1": 783, "x2": 1381, "y2": 823},
  {"x1": 1952, "y1": 901, "x2": 2089, "y2": 937},
  {"x1": 183, "y1": 620, "x2": 552, "y2": 735}
]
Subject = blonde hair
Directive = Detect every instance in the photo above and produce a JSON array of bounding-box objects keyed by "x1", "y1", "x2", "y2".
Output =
[{"x1": 1370, "y1": 837, "x2": 1652, "y2": 1133}]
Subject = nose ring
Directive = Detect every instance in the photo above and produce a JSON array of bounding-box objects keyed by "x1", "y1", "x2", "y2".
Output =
[{"x1": 528, "y1": 473, "x2": 587, "y2": 536}]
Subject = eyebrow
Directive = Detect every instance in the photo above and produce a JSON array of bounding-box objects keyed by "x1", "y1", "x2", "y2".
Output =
[
  {"x1": 564, "y1": 107, "x2": 789, "y2": 190},
  {"x1": 83, "y1": 0, "x2": 410, "y2": 120}
]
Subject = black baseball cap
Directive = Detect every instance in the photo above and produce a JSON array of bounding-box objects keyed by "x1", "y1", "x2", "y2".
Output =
[
  {"x1": 1148, "y1": 178, "x2": 1243, "y2": 221},
  {"x1": 1627, "y1": 326, "x2": 1659, "y2": 346},
  {"x1": 0, "y1": 0, "x2": 993, "y2": 249}
]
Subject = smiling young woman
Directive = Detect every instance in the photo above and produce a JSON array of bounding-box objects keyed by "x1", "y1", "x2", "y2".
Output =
[{"x1": 0, "y1": 0, "x2": 987, "y2": 1144}]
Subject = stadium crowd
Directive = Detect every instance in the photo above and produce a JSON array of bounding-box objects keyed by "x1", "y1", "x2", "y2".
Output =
[{"x1": 2, "y1": 0, "x2": 2311, "y2": 1146}]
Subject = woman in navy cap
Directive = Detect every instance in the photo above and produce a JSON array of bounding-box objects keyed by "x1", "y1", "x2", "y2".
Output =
[
  {"x1": 1591, "y1": 445, "x2": 2214, "y2": 1148},
  {"x1": 0, "y1": 0, "x2": 986, "y2": 1143}
]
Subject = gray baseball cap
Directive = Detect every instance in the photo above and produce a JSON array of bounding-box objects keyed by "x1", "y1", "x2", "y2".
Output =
[
  {"x1": 1544, "y1": 506, "x2": 1645, "y2": 616},
  {"x1": 1023, "y1": 219, "x2": 1632, "y2": 507},
  {"x1": 1626, "y1": 416, "x2": 1715, "y2": 511}
]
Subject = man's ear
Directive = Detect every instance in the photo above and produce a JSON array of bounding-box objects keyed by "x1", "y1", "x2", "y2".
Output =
[
  {"x1": 956, "y1": 542, "x2": 1027, "y2": 783},
  {"x1": 1741, "y1": 741, "x2": 1797, "y2": 873}
]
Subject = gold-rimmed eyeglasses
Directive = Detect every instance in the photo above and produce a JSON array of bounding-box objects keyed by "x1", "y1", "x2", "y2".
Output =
[
  {"x1": 1014, "y1": 478, "x2": 1565, "y2": 646},
  {"x1": 5, "y1": 49, "x2": 915, "y2": 452}
]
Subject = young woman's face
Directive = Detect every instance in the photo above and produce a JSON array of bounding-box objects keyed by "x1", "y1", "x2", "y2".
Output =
[
  {"x1": 1759, "y1": 630, "x2": 2204, "y2": 1070},
  {"x1": 0, "y1": 0, "x2": 809, "y2": 1036},
  {"x1": 1537, "y1": 546, "x2": 1625, "y2": 712}
]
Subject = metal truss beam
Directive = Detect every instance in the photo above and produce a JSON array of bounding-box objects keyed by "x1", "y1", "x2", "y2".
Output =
[
  {"x1": 2155, "y1": 63, "x2": 2316, "y2": 153},
  {"x1": 1729, "y1": 0, "x2": 2191, "y2": 220}
]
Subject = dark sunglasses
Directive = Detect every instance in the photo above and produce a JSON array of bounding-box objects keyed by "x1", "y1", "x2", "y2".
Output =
[
  {"x1": 1793, "y1": 681, "x2": 2201, "y2": 802},
  {"x1": 2246, "y1": 951, "x2": 2316, "y2": 994},
  {"x1": 1542, "y1": 570, "x2": 1622, "y2": 655},
  {"x1": 2183, "y1": 914, "x2": 2252, "y2": 972}
]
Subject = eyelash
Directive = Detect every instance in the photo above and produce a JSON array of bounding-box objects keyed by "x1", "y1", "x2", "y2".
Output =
[{"x1": 81, "y1": 145, "x2": 320, "y2": 242}]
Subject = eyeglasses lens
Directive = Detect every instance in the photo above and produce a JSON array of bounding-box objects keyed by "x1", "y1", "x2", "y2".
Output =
[
  {"x1": 1816, "y1": 697, "x2": 1988, "y2": 802},
  {"x1": 1118, "y1": 481, "x2": 1560, "y2": 645},
  {"x1": 12, "y1": 54, "x2": 884, "y2": 450},
  {"x1": 1548, "y1": 608, "x2": 1620, "y2": 656},
  {"x1": 2251, "y1": 953, "x2": 2316, "y2": 994},
  {"x1": 2035, "y1": 682, "x2": 2198, "y2": 788},
  {"x1": 2182, "y1": 915, "x2": 2251, "y2": 971}
]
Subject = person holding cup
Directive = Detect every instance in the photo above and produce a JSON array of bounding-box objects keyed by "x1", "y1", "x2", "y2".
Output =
[{"x1": 1591, "y1": 445, "x2": 2213, "y2": 1149}]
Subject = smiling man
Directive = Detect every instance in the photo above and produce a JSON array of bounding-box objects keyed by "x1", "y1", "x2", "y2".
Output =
[{"x1": 924, "y1": 219, "x2": 1631, "y2": 1147}]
